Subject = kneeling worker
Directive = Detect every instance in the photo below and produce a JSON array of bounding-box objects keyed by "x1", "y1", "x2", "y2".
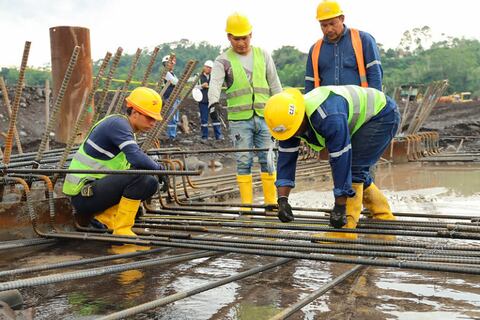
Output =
[
  {"x1": 264, "y1": 85, "x2": 399, "y2": 234},
  {"x1": 62, "y1": 87, "x2": 168, "y2": 236}
]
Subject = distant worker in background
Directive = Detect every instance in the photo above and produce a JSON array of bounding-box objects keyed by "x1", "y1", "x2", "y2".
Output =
[
  {"x1": 208, "y1": 12, "x2": 283, "y2": 207},
  {"x1": 264, "y1": 85, "x2": 399, "y2": 239},
  {"x1": 162, "y1": 54, "x2": 181, "y2": 141},
  {"x1": 62, "y1": 87, "x2": 169, "y2": 236},
  {"x1": 198, "y1": 60, "x2": 224, "y2": 140},
  {"x1": 305, "y1": 0, "x2": 383, "y2": 93}
]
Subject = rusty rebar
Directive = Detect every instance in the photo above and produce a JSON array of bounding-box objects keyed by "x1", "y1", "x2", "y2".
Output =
[
  {"x1": 52, "y1": 51, "x2": 112, "y2": 185},
  {"x1": 141, "y1": 47, "x2": 159, "y2": 86},
  {"x1": 3, "y1": 41, "x2": 31, "y2": 164},
  {"x1": 112, "y1": 48, "x2": 142, "y2": 114},
  {"x1": 34, "y1": 46, "x2": 80, "y2": 166},
  {"x1": 0, "y1": 77, "x2": 23, "y2": 154},
  {"x1": 93, "y1": 47, "x2": 123, "y2": 123}
]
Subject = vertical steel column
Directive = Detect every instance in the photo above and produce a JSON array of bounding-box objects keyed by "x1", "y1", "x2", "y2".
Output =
[{"x1": 49, "y1": 26, "x2": 93, "y2": 143}]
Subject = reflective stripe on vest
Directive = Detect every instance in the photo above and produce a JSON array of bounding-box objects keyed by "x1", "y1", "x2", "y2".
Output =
[
  {"x1": 311, "y1": 28, "x2": 368, "y2": 88},
  {"x1": 225, "y1": 47, "x2": 270, "y2": 120},
  {"x1": 62, "y1": 114, "x2": 131, "y2": 196},
  {"x1": 301, "y1": 85, "x2": 387, "y2": 151}
]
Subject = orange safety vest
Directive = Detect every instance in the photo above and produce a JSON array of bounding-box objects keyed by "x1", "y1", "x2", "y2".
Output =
[{"x1": 311, "y1": 28, "x2": 368, "y2": 88}]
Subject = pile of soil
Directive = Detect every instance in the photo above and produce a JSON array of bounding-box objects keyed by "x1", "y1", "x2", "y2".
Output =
[{"x1": 397, "y1": 100, "x2": 480, "y2": 151}]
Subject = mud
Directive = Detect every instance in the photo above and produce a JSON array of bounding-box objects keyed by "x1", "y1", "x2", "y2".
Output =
[{"x1": 1, "y1": 163, "x2": 480, "y2": 319}]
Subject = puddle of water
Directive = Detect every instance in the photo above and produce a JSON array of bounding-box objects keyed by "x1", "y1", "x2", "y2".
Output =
[{"x1": 5, "y1": 162, "x2": 480, "y2": 319}]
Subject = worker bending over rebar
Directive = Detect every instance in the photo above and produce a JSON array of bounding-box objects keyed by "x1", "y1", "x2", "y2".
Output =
[
  {"x1": 264, "y1": 85, "x2": 399, "y2": 239},
  {"x1": 62, "y1": 87, "x2": 168, "y2": 236}
]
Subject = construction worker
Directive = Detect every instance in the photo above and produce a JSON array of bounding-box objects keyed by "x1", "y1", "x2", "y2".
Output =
[
  {"x1": 305, "y1": 0, "x2": 383, "y2": 93},
  {"x1": 208, "y1": 12, "x2": 283, "y2": 207},
  {"x1": 162, "y1": 54, "x2": 181, "y2": 141},
  {"x1": 264, "y1": 86, "x2": 399, "y2": 237},
  {"x1": 198, "y1": 60, "x2": 223, "y2": 140},
  {"x1": 62, "y1": 87, "x2": 168, "y2": 236}
]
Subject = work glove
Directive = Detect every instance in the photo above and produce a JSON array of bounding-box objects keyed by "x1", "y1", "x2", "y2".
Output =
[
  {"x1": 157, "y1": 174, "x2": 169, "y2": 192},
  {"x1": 277, "y1": 196, "x2": 294, "y2": 223},
  {"x1": 209, "y1": 102, "x2": 220, "y2": 113},
  {"x1": 156, "y1": 163, "x2": 169, "y2": 192},
  {"x1": 330, "y1": 203, "x2": 347, "y2": 228}
]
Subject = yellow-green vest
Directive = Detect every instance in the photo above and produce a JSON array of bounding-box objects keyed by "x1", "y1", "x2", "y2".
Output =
[
  {"x1": 300, "y1": 85, "x2": 387, "y2": 151},
  {"x1": 225, "y1": 47, "x2": 270, "y2": 121},
  {"x1": 62, "y1": 115, "x2": 131, "y2": 196}
]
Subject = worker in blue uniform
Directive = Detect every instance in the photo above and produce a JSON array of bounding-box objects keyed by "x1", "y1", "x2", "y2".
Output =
[
  {"x1": 264, "y1": 86, "x2": 399, "y2": 238},
  {"x1": 305, "y1": 0, "x2": 383, "y2": 93},
  {"x1": 63, "y1": 87, "x2": 168, "y2": 236}
]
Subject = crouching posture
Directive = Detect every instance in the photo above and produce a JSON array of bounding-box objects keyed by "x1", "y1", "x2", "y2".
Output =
[
  {"x1": 62, "y1": 87, "x2": 168, "y2": 236},
  {"x1": 264, "y1": 85, "x2": 399, "y2": 235}
]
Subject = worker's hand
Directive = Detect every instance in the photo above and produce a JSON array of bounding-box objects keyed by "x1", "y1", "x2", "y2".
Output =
[
  {"x1": 209, "y1": 102, "x2": 220, "y2": 112},
  {"x1": 157, "y1": 174, "x2": 169, "y2": 192},
  {"x1": 277, "y1": 196, "x2": 294, "y2": 223},
  {"x1": 330, "y1": 204, "x2": 347, "y2": 228}
]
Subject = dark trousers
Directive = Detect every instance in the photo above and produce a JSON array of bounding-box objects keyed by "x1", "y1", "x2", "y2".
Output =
[
  {"x1": 199, "y1": 102, "x2": 222, "y2": 139},
  {"x1": 71, "y1": 174, "x2": 158, "y2": 216},
  {"x1": 351, "y1": 101, "x2": 400, "y2": 187}
]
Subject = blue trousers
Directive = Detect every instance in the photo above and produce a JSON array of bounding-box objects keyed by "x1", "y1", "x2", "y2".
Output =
[
  {"x1": 199, "y1": 102, "x2": 222, "y2": 139},
  {"x1": 229, "y1": 115, "x2": 273, "y2": 175},
  {"x1": 351, "y1": 102, "x2": 400, "y2": 187},
  {"x1": 166, "y1": 99, "x2": 181, "y2": 139}
]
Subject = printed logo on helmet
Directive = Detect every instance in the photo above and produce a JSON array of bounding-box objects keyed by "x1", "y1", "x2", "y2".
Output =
[
  {"x1": 152, "y1": 100, "x2": 158, "y2": 106},
  {"x1": 273, "y1": 125, "x2": 286, "y2": 133},
  {"x1": 288, "y1": 104, "x2": 295, "y2": 115}
]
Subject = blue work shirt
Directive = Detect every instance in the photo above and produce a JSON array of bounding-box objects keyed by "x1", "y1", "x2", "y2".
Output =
[
  {"x1": 305, "y1": 25, "x2": 383, "y2": 93},
  {"x1": 83, "y1": 115, "x2": 161, "y2": 170},
  {"x1": 275, "y1": 94, "x2": 395, "y2": 198}
]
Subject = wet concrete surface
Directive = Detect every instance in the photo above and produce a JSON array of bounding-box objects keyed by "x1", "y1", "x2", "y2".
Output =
[{"x1": 1, "y1": 162, "x2": 480, "y2": 319}]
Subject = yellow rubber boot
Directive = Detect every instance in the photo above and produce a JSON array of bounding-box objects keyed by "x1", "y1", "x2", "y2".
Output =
[
  {"x1": 113, "y1": 197, "x2": 141, "y2": 236},
  {"x1": 260, "y1": 172, "x2": 277, "y2": 205},
  {"x1": 363, "y1": 183, "x2": 396, "y2": 241},
  {"x1": 237, "y1": 174, "x2": 253, "y2": 211},
  {"x1": 363, "y1": 183, "x2": 396, "y2": 220},
  {"x1": 323, "y1": 183, "x2": 364, "y2": 241},
  {"x1": 94, "y1": 204, "x2": 118, "y2": 230}
]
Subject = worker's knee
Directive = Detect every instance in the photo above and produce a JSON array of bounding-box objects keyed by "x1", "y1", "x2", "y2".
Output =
[{"x1": 124, "y1": 175, "x2": 158, "y2": 200}]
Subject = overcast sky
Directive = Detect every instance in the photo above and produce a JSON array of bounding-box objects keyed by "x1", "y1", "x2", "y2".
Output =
[{"x1": 1, "y1": 0, "x2": 478, "y2": 68}]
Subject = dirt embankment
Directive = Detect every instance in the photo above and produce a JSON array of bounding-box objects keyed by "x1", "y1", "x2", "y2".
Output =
[
  {"x1": 1, "y1": 86, "x2": 479, "y2": 155},
  {"x1": 398, "y1": 100, "x2": 480, "y2": 151}
]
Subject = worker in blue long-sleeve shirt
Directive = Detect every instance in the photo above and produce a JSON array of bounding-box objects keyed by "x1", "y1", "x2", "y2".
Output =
[
  {"x1": 63, "y1": 87, "x2": 169, "y2": 236},
  {"x1": 305, "y1": 0, "x2": 383, "y2": 93},
  {"x1": 264, "y1": 86, "x2": 400, "y2": 239}
]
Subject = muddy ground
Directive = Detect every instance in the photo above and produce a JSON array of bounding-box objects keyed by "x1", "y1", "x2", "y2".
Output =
[{"x1": 1, "y1": 86, "x2": 480, "y2": 156}]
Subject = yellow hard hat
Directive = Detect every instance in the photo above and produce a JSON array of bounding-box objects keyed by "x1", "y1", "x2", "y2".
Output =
[
  {"x1": 225, "y1": 12, "x2": 252, "y2": 36},
  {"x1": 264, "y1": 88, "x2": 305, "y2": 141},
  {"x1": 316, "y1": 0, "x2": 343, "y2": 21},
  {"x1": 125, "y1": 87, "x2": 163, "y2": 121}
]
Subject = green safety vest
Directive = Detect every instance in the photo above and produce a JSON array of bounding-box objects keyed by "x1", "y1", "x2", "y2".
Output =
[
  {"x1": 225, "y1": 47, "x2": 271, "y2": 121},
  {"x1": 62, "y1": 115, "x2": 131, "y2": 196},
  {"x1": 300, "y1": 85, "x2": 387, "y2": 151}
]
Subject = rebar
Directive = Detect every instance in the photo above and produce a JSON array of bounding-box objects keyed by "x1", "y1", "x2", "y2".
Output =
[
  {"x1": 34, "y1": 46, "x2": 80, "y2": 165},
  {"x1": 112, "y1": 48, "x2": 142, "y2": 114},
  {"x1": 0, "y1": 77, "x2": 23, "y2": 154},
  {"x1": 269, "y1": 264, "x2": 364, "y2": 320},
  {"x1": 99, "y1": 258, "x2": 292, "y2": 320},
  {"x1": 93, "y1": 47, "x2": 123, "y2": 123},
  {"x1": 3, "y1": 41, "x2": 31, "y2": 164},
  {"x1": 52, "y1": 51, "x2": 112, "y2": 185},
  {"x1": 141, "y1": 47, "x2": 159, "y2": 86}
]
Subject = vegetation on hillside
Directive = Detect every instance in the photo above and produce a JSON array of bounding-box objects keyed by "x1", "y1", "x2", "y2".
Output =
[{"x1": 2, "y1": 27, "x2": 479, "y2": 97}]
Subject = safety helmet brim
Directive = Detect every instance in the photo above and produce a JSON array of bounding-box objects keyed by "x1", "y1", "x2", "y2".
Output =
[{"x1": 126, "y1": 98, "x2": 163, "y2": 121}]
